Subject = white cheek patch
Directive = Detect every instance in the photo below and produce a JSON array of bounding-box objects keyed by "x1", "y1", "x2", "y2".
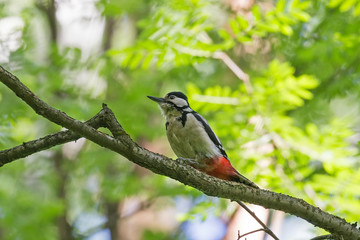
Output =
[{"x1": 172, "y1": 98, "x2": 188, "y2": 107}]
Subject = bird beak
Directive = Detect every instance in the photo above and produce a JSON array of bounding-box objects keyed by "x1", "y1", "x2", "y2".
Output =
[{"x1": 147, "y1": 96, "x2": 165, "y2": 103}]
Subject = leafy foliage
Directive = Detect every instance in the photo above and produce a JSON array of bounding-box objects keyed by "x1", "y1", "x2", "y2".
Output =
[
  {"x1": 229, "y1": 0, "x2": 311, "y2": 41},
  {"x1": 107, "y1": 0, "x2": 231, "y2": 70},
  {"x1": 329, "y1": 0, "x2": 360, "y2": 15}
]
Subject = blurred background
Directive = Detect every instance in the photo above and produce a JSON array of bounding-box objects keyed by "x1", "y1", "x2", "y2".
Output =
[{"x1": 0, "y1": 0, "x2": 360, "y2": 239}]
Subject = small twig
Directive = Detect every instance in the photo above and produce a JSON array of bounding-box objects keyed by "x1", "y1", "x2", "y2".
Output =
[
  {"x1": 236, "y1": 201, "x2": 279, "y2": 240},
  {"x1": 201, "y1": 33, "x2": 252, "y2": 94},
  {"x1": 238, "y1": 228, "x2": 266, "y2": 239},
  {"x1": 212, "y1": 51, "x2": 253, "y2": 94}
]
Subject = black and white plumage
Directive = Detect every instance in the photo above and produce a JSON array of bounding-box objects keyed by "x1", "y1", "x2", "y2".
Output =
[
  {"x1": 148, "y1": 92, "x2": 224, "y2": 159},
  {"x1": 148, "y1": 91, "x2": 258, "y2": 188}
]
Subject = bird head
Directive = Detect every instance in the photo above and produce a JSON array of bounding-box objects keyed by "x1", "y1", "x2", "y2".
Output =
[{"x1": 148, "y1": 92, "x2": 191, "y2": 117}]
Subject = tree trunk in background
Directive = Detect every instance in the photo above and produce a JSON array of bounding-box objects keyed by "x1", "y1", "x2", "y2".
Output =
[
  {"x1": 106, "y1": 201, "x2": 120, "y2": 240},
  {"x1": 54, "y1": 152, "x2": 73, "y2": 240},
  {"x1": 46, "y1": 0, "x2": 58, "y2": 43},
  {"x1": 103, "y1": 17, "x2": 116, "y2": 51}
]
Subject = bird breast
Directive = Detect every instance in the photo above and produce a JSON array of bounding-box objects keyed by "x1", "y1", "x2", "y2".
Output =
[{"x1": 166, "y1": 113, "x2": 221, "y2": 159}]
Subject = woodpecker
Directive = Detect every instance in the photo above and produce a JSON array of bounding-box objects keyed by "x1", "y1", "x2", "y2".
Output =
[{"x1": 148, "y1": 91, "x2": 258, "y2": 188}]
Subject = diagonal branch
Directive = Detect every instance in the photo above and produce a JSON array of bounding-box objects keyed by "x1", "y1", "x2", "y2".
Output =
[
  {"x1": 213, "y1": 51, "x2": 253, "y2": 93},
  {"x1": 236, "y1": 201, "x2": 278, "y2": 240},
  {"x1": 1, "y1": 65, "x2": 360, "y2": 240}
]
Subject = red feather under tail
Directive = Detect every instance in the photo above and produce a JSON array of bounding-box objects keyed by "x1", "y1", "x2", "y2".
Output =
[{"x1": 199, "y1": 156, "x2": 258, "y2": 188}]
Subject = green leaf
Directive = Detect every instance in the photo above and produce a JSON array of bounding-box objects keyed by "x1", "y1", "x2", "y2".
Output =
[
  {"x1": 256, "y1": 21, "x2": 280, "y2": 32},
  {"x1": 340, "y1": 0, "x2": 356, "y2": 12},
  {"x1": 129, "y1": 52, "x2": 144, "y2": 69},
  {"x1": 218, "y1": 29, "x2": 231, "y2": 40},
  {"x1": 328, "y1": 0, "x2": 343, "y2": 8},
  {"x1": 280, "y1": 24, "x2": 293, "y2": 35},
  {"x1": 229, "y1": 18, "x2": 240, "y2": 34},
  {"x1": 120, "y1": 52, "x2": 133, "y2": 67},
  {"x1": 291, "y1": 9, "x2": 311, "y2": 22},
  {"x1": 252, "y1": 4, "x2": 262, "y2": 20},
  {"x1": 236, "y1": 15, "x2": 249, "y2": 29},
  {"x1": 306, "y1": 123, "x2": 319, "y2": 137},
  {"x1": 142, "y1": 52, "x2": 154, "y2": 69},
  {"x1": 282, "y1": 91, "x2": 304, "y2": 106},
  {"x1": 276, "y1": 0, "x2": 287, "y2": 12},
  {"x1": 355, "y1": 2, "x2": 360, "y2": 15},
  {"x1": 297, "y1": 75, "x2": 319, "y2": 88}
]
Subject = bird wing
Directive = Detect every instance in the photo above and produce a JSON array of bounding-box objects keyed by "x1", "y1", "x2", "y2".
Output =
[{"x1": 192, "y1": 112, "x2": 228, "y2": 158}]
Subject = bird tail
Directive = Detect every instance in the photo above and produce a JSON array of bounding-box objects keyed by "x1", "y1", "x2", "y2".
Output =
[
  {"x1": 204, "y1": 156, "x2": 259, "y2": 189},
  {"x1": 229, "y1": 171, "x2": 259, "y2": 189}
]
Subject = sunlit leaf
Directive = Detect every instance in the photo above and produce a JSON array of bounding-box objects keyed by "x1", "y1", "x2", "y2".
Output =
[{"x1": 339, "y1": 0, "x2": 357, "y2": 12}]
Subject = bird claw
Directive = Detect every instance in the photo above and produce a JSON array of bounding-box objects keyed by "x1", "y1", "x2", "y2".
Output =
[{"x1": 176, "y1": 157, "x2": 200, "y2": 168}]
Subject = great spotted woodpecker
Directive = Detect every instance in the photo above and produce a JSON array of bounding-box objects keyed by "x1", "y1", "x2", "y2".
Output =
[{"x1": 148, "y1": 91, "x2": 258, "y2": 188}]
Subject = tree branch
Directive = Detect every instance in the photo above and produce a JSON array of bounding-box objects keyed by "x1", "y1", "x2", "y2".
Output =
[
  {"x1": 1, "y1": 65, "x2": 360, "y2": 240},
  {"x1": 0, "y1": 110, "x2": 105, "y2": 166}
]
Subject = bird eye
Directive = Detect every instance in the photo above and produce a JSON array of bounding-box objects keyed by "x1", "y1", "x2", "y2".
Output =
[{"x1": 169, "y1": 95, "x2": 175, "y2": 100}]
